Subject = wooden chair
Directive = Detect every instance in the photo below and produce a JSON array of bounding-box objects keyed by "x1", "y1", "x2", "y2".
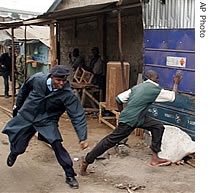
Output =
[{"x1": 73, "y1": 67, "x2": 94, "y2": 84}]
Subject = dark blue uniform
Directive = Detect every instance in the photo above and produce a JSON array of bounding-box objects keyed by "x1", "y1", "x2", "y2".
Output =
[{"x1": 2, "y1": 72, "x2": 87, "y2": 177}]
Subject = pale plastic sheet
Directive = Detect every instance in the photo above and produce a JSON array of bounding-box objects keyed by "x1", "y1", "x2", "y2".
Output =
[{"x1": 158, "y1": 125, "x2": 195, "y2": 163}]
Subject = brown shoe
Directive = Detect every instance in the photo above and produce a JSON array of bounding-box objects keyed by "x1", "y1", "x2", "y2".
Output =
[{"x1": 80, "y1": 158, "x2": 89, "y2": 176}]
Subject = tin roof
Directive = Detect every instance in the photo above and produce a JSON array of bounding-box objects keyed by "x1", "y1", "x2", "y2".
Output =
[
  {"x1": 4, "y1": 25, "x2": 50, "y2": 47},
  {"x1": 0, "y1": 0, "x2": 143, "y2": 28},
  {"x1": 0, "y1": 29, "x2": 11, "y2": 42},
  {"x1": 143, "y1": 0, "x2": 195, "y2": 29}
]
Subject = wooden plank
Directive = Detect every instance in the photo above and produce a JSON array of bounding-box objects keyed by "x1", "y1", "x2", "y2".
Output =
[
  {"x1": 98, "y1": 102, "x2": 119, "y2": 130},
  {"x1": 73, "y1": 67, "x2": 94, "y2": 84},
  {"x1": 50, "y1": 23, "x2": 56, "y2": 68},
  {"x1": 98, "y1": 102, "x2": 144, "y2": 138},
  {"x1": 84, "y1": 89, "x2": 99, "y2": 105},
  {"x1": 83, "y1": 108, "x2": 99, "y2": 112},
  {"x1": 106, "y1": 62, "x2": 130, "y2": 110},
  {"x1": 100, "y1": 118, "x2": 116, "y2": 130}
]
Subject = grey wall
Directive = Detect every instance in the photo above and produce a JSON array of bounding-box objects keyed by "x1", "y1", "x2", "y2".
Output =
[{"x1": 59, "y1": 8, "x2": 143, "y2": 87}]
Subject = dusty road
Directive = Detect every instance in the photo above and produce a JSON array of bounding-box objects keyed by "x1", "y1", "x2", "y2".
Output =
[{"x1": 0, "y1": 78, "x2": 195, "y2": 193}]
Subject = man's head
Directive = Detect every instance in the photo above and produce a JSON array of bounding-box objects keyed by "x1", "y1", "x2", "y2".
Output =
[
  {"x1": 73, "y1": 48, "x2": 79, "y2": 57},
  {"x1": 91, "y1": 47, "x2": 99, "y2": 56},
  {"x1": 145, "y1": 70, "x2": 159, "y2": 83},
  {"x1": 8, "y1": 46, "x2": 12, "y2": 53},
  {"x1": 50, "y1": 65, "x2": 70, "y2": 89},
  {"x1": 15, "y1": 47, "x2": 20, "y2": 54}
]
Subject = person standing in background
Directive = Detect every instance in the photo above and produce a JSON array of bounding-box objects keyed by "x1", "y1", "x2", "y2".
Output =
[
  {"x1": 0, "y1": 46, "x2": 16, "y2": 98},
  {"x1": 69, "y1": 48, "x2": 85, "y2": 72},
  {"x1": 15, "y1": 47, "x2": 25, "y2": 89},
  {"x1": 87, "y1": 47, "x2": 106, "y2": 98}
]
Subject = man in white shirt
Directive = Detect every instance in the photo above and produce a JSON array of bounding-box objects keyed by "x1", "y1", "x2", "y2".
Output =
[{"x1": 80, "y1": 70, "x2": 182, "y2": 175}]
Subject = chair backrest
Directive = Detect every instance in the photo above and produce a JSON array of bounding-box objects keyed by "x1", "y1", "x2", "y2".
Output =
[{"x1": 73, "y1": 67, "x2": 94, "y2": 84}]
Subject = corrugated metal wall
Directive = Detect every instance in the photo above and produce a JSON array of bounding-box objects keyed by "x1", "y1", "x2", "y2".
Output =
[
  {"x1": 143, "y1": 0, "x2": 195, "y2": 29},
  {"x1": 143, "y1": 29, "x2": 195, "y2": 94},
  {"x1": 142, "y1": 0, "x2": 195, "y2": 140}
]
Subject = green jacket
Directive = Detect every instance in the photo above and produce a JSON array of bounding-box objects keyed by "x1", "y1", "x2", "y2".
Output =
[{"x1": 116, "y1": 82, "x2": 162, "y2": 127}]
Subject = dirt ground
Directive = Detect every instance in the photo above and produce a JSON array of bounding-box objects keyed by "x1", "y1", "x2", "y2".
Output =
[{"x1": 0, "y1": 79, "x2": 195, "y2": 193}]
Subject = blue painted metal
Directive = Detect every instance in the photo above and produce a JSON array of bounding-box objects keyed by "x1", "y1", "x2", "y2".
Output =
[
  {"x1": 143, "y1": 29, "x2": 195, "y2": 94},
  {"x1": 26, "y1": 42, "x2": 50, "y2": 76},
  {"x1": 146, "y1": 93, "x2": 195, "y2": 141},
  {"x1": 32, "y1": 43, "x2": 49, "y2": 64},
  {"x1": 143, "y1": 29, "x2": 195, "y2": 141},
  {"x1": 144, "y1": 29, "x2": 195, "y2": 50},
  {"x1": 27, "y1": 63, "x2": 49, "y2": 77}
]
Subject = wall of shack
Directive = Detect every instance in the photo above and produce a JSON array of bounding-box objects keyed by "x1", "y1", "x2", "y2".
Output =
[{"x1": 58, "y1": 9, "x2": 143, "y2": 87}]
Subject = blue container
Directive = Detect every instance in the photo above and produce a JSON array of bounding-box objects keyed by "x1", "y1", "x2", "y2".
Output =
[
  {"x1": 146, "y1": 93, "x2": 195, "y2": 141},
  {"x1": 143, "y1": 29, "x2": 195, "y2": 141},
  {"x1": 143, "y1": 29, "x2": 195, "y2": 95}
]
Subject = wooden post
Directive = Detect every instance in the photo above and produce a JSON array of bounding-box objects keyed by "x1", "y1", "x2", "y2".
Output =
[
  {"x1": 98, "y1": 15, "x2": 105, "y2": 60},
  {"x1": 50, "y1": 23, "x2": 56, "y2": 68},
  {"x1": 117, "y1": 9, "x2": 127, "y2": 91},
  {"x1": 11, "y1": 28, "x2": 15, "y2": 107},
  {"x1": 24, "y1": 25, "x2": 27, "y2": 79}
]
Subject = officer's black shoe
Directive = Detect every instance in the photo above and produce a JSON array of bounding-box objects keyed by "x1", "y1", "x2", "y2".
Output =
[
  {"x1": 66, "y1": 176, "x2": 79, "y2": 189},
  {"x1": 7, "y1": 153, "x2": 17, "y2": 167}
]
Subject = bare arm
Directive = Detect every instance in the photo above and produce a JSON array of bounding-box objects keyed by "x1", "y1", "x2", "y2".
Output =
[
  {"x1": 173, "y1": 71, "x2": 182, "y2": 92},
  {"x1": 117, "y1": 103, "x2": 123, "y2": 112},
  {"x1": 156, "y1": 71, "x2": 183, "y2": 102}
]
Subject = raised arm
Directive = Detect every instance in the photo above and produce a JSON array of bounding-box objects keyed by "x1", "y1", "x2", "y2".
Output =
[{"x1": 173, "y1": 71, "x2": 182, "y2": 92}]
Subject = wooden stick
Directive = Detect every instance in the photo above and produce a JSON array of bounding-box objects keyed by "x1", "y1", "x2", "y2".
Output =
[{"x1": 186, "y1": 160, "x2": 195, "y2": 168}]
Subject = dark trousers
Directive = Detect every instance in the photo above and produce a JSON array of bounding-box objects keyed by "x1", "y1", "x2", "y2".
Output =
[
  {"x1": 85, "y1": 116, "x2": 165, "y2": 164},
  {"x1": 2, "y1": 71, "x2": 11, "y2": 96},
  {"x1": 10, "y1": 127, "x2": 76, "y2": 177},
  {"x1": 2, "y1": 71, "x2": 16, "y2": 96}
]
